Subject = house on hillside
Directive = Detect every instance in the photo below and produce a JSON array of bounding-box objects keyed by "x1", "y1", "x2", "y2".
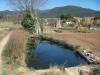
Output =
[{"x1": 66, "y1": 21, "x2": 73, "y2": 25}]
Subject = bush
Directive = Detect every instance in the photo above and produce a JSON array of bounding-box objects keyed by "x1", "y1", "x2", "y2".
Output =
[
  {"x1": 21, "y1": 14, "x2": 35, "y2": 33},
  {"x1": 54, "y1": 29, "x2": 62, "y2": 33},
  {"x1": 93, "y1": 68, "x2": 100, "y2": 75},
  {"x1": 77, "y1": 27, "x2": 87, "y2": 33}
]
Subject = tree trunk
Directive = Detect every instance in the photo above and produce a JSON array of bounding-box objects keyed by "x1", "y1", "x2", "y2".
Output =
[
  {"x1": 35, "y1": 18, "x2": 41, "y2": 35},
  {"x1": 56, "y1": 18, "x2": 62, "y2": 28}
]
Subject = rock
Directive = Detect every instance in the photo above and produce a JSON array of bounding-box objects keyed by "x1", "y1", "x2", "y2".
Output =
[{"x1": 80, "y1": 70, "x2": 93, "y2": 75}]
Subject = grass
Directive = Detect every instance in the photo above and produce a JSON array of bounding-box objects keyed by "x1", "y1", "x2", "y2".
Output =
[
  {"x1": 25, "y1": 37, "x2": 37, "y2": 69},
  {"x1": 54, "y1": 29, "x2": 62, "y2": 33},
  {"x1": 92, "y1": 65, "x2": 100, "y2": 75},
  {"x1": 2, "y1": 28, "x2": 29, "y2": 75},
  {"x1": 93, "y1": 68, "x2": 100, "y2": 75},
  {"x1": 1, "y1": 24, "x2": 98, "y2": 75},
  {"x1": 0, "y1": 22, "x2": 14, "y2": 28},
  {"x1": 42, "y1": 66, "x2": 68, "y2": 75},
  {"x1": 0, "y1": 22, "x2": 14, "y2": 40},
  {"x1": 58, "y1": 27, "x2": 78, "y2": 32},
  {"x1": 0, "y1": 31, "x2": 8, "y2": 40}
]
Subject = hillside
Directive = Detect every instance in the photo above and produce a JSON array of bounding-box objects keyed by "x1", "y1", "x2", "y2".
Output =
[
  {"x1": 0, "y1": 6, "x2": 100, "y2": 18},
  {"x1": 39, "y1": 6, "x2": 100, "y2": 18}
]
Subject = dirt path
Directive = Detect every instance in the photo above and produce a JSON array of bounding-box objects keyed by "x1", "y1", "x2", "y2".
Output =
[{"x1": 0, "y1": 32, "x2": 12, "y2": 75}]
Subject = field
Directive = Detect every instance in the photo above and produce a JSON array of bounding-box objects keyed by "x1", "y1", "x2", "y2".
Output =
[
  {"x1": 0, "y1": 23, "x2": 100, "y2": 75},
  {"x1": 46, "y1": 32, "x2": 100, "y2": 58},
  {"x1": 0, "y1": 22, "x2": 13, "y2": 40}
]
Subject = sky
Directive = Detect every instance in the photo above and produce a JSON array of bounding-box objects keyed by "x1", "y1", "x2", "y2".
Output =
[{"x1": 0, "y1": 0, "x2": 100, "y2": 11}]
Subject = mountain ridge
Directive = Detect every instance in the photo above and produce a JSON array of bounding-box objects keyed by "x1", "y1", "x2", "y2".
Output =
[
  {"x1": 0, "y1": 6, "x2": 100, "y2": 18},
  {"x1": 39, "y1": 5, "x2": 100, "y2": 18}
]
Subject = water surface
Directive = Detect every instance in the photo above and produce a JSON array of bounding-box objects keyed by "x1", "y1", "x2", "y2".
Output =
[{"x1": 27, "y1": 41, "x2": 87, "y2": 69}]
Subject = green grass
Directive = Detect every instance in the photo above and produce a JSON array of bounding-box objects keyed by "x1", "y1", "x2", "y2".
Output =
[
  {"x1": 54, "y1": 29, "x2": 62, "y2": 33},
  {"x1": 57, "y1": 27, "x2": 78, "y2": 32},
  {"x1": 93, "y1": 65, "x2": 100, "y2": 75},
  {"x1": 93, "y1": 69, "x2": 100, "y2": 75},
  {"x1": 2, "y1": 64, "x2": 18, "y2": 75}
]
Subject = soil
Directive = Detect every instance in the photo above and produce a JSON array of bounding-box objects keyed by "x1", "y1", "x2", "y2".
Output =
[{"x1": 46, "y1": 32, "x2": 100, "y2": 58}]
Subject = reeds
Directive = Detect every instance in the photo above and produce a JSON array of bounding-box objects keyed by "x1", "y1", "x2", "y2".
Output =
[{"x1": 2, "y1": 29, "x2": 28, "y2": 65}]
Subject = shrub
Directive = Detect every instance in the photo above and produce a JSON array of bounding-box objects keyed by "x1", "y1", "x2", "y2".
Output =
[
  {"x1": 77, "y1": 27, "x2": 87, "y2": 33},
  {"x1": 25, "y1": 37, "x2": 37, "y2": 68},
  {"x1": 54, "y1": 29, "x2": 62, "y2": 33},
  {"x1": 93, "y1": 68, "x2": 100, "y2": 75},
  {"x1": 21, "y1": 14, "x2": 35, "y2": 33}
]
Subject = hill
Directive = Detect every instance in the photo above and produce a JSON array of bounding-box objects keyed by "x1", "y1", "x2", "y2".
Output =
[
  {"x1": 39, "y1": 5, "x2": 100, "y2": 18},
  {"x1": 0, "y1": 6, "x2": 100, "y2": 18}
]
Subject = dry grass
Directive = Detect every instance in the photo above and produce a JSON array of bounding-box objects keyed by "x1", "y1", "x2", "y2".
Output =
[
  {"x1": 2, "y1": 28, "x2": 28, "y2": 65},
  {"x1": 0, "y1": 22, "x2": 14, "y2": 40},
  {"x1": 15, "y1": 66, "x2": 68, "y2": 75},
  {"x1": 0, "y1": 22, "x2": 14, "y2": 28},
  {"x1": 0, "y1": 31, "x2": 8, "y2": 40},
  {"x1": 15, "y1": 66, "x2": 93, "y2": 75},
  {"x1": 42, "y1": 66, "x2": 68, "y2": 75},
  {"x1": 2, "y1": 28, "x2": 29, "y2": 75}
]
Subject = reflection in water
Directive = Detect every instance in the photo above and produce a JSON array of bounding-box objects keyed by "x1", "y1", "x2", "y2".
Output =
[{"x1": 26, "y1": 38, "x2": 87, "y2": 69}]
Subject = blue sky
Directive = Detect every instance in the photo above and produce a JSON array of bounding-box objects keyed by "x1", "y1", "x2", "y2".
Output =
[{"x1": 0, "y1": 0, "x2": 100, "y2": 11}]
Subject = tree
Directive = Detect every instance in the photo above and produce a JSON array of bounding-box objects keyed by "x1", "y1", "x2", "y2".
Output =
[
  {"x1": 21, "y1": 14, "x2": 35, "y2": 33},
  {"x1": 60, "y1": 13, "x2": 73, "y2": 20},
  {"x1": 0, "y1": 14, "x2": 4, "y2": 19},
  {"x1": 7, "y1": 0, "x2": 48, "y2": 34}
]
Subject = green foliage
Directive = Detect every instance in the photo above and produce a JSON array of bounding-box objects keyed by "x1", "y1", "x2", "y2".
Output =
[
  {"x1": 93, "y1": 68, "x2": 100, "y2": 75},
  {"x1": 0, "y1": 14, "x2": 4, "y2": 19},
  {"x1": 25, "y1": 37, "x2": 36, "y2": 68},
  {"x1": 94, "y1": 16, "x2": 100, "y2": 20},
  {"x1": 60, "y1": 14, "x2": 72, "y2": 20},
  {"x1": 58, "y1": 27, "x2": 78, "y2": 32},
  {"x1": 26, "y1": 37, "x2": 42, "y2": 69},
  {"x1": 21, "y1": 14, "x2": 35, "y2": 33},
  {"x1": 54, "y1": 29, "x2": 62, "y2": 33}
]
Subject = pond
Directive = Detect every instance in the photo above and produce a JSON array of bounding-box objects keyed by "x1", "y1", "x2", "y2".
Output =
[{"x1": 26, "y1": 39, "x2": 87, "y2": 69}]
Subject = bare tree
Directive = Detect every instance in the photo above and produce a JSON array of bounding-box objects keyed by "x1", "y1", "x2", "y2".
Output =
[{"x1": 7, "y1": 0, "x2": 48, "y2": 34}]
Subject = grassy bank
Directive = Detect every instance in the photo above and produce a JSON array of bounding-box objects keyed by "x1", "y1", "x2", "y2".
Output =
[{"x1": 2, "y1": 28, "x2": 29, "y2": 75}]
